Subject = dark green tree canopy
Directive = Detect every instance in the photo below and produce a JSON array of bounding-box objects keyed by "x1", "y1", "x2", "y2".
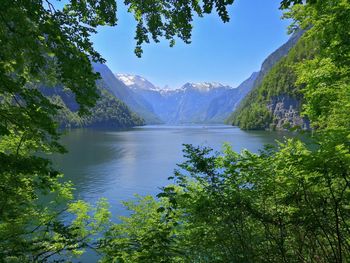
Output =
[
  {"x1": 98, "y1": 1, "x2": 350, "y2": 262},
  {"x1": 1, "y1": 0, "x2": 239, "y2": 260},
  {"x1": 1, "y1": 0, "x2": 341, "y2": 261},
  {"x1": 0, "y1": 0, "x2": 238, "y2": 141},
  {"x1": 0, "y1": 0, "x2": 315, "y2": 142}
]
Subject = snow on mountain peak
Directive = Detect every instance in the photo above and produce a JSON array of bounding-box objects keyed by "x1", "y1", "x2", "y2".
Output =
[
  {"x1": 116, "y1": 73, "x2": 233, "y2": 94},
  {"x1": 116, "y1": 73, "x2": 137, "y2": 86},
  {"x1": 116, "y1": 73, "x2": 159, "y2": 91},
  {"x1": 182, "y1": 82, "x2": 229, "y2": 92}
]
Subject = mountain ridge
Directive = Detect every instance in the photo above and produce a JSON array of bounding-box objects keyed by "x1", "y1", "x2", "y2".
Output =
[
  {"x1": 115, "y1": 31, "x2": 305, "y2": 126},
  {"x1": 93, "y1": 64, "x2": 163, "y2": 124},
  {"x1": 227, "y1": 30, "x2": 311, "y2": 130},
  {"x1": 116, "y1": 75, "x2": 246, "y2": 124}
]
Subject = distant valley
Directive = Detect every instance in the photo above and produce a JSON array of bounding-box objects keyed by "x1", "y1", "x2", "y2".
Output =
[
  {"x1": 46, "y1": 30, "x2": 307, "y2": 130},
  {"x1": 111, "y1": 30, "x2": 306, "y2": 128},
  {"x1": 116, "y1": 74, "x2": 257, "y2": 124}
]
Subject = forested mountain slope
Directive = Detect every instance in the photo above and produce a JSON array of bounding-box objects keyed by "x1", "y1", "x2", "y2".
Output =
[
  {"x1": 226, "y1": 30, "x2": 311, "y2": 130},
  {"x1": 41, "y1": 62, "x2": 167, "y2": 128},
  {"x1": 41, "y1": 83, "x2": 144, "y2": 128},
  {"x1": 93, "y1": 64, "x2": 162, "y2": 124}
]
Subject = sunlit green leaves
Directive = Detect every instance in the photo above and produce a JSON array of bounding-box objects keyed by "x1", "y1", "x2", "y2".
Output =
[
  {"x1": 125, "y1": 0, "x2": 235, "y2": 57},
  {"x1": 0, "y1": 0, "x2": 240, "y2": 260},
  {"x1": 0, "y1": 0, "x2": 116, "y2": 260},
  {"x1": 101, "y1": 135, "x2": 350, "y2": 262}
]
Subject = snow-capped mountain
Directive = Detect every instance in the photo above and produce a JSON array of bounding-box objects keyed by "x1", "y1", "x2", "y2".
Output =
[
  {"x1": 92, "y1": 64, "x2": 162, "y2": 124},
  {"x1": 181, "y1": 82, "x2": 229, "y2": 92},
  {"x1": 116, "y1": 74, "x2": 253, "y2": 124},
  {"x1": 115, "y1": 73, "x2": 159, "y2": 91}
]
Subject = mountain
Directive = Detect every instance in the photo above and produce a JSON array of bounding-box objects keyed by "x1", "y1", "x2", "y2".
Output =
[
  {"x1": 167, "y1": 82, "x2": 234, "y2": 124},
  {"x1": 115, "y1": 32, "x2": 305, "y2": 126},
  {"x1": 116, "y1": 74, "x2": 159, "y2": 91},
  {"x1": 226, "y1": 30, "x2": 311, "y2": 130},
  {"x1": 41, "y1": 83, "x2": 144, "y2": 129},
  {"x1": 110, "y1": 30, "x2": 306, "y2": 127},
  {"x1": 256, "y1": 29, "x2": 304, "y2": 86},
  {"x1": 116, "y1": 76, "x2": 248, "y2": 124},
  {"x1": 93, "y1": 64, "x2": 162, "y2": 124},
  {"x1": 205, "y1": 72, "x2": 259, "y2": 123}
]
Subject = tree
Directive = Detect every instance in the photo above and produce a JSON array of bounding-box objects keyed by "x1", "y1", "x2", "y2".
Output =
[
  {"x1": 101, "y1": 138, "x2": 349, "y2": 262},
  {"x1": 1, "y1": 0, "x2": 344, "y2": 261},
  {"x1": 99, "y1": 1, "x2": 350, "y2": 262},
  {"x1": 0, "y1": 0, "x2": 237, "y2": 261}
]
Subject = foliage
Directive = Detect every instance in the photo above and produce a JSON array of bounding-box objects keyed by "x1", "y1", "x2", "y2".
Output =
[
  {"x1": 0, "y1": 133, "x2": 113, "y2": 261},
  {"x1": 230, "y1": 0, "x2": 350, "y2": 132},
  {"x1": 286, "y1": 0, "x2": 350, "y2": 132},
  {"x1": 0, "y1": 0, "x2": 116, "y2": 259},
  {"x1": 124, "y1": 0, "x2": 234, "y2": 56},
  {"x1": 101, "y1": 134, "x2": 350, "y2": 262},
  {"x1": 100, "y1": 1, "x2": 350, "y2": 262},
  {"x1": 2, "y1": 0, "x2": 349, "y2": 261},
  {"x1": 99, "y1": 195, "x2": 183, "y2": 263},
  {"x1": 52, "y1": 86, "x2": 145, "y2": 129},
  {"x1": 0, "y1": 0, "x2": 238, "y2": 261},
  {"x1": 228, "y1": 35, "x2": 316, "y2": 130}
]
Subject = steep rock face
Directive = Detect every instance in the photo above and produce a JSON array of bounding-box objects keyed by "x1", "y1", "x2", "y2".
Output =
[
  {"x1": 40, "y1": 85, "x2": 80, "y2": 112},
  {"x1": 227, "y1": 30, "x2": 312, "y2": 130},
  {"x1": 267, "y1": 95, "x2": 310, "y2": 130}
]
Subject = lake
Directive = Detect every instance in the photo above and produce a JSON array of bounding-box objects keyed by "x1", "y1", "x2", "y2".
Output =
[
  {"x1": 52, "y1": 125, "x2": 294, "y2": 261},
  {"x1": 53, "y1": 125, "x2": 295, "y2": 213}
]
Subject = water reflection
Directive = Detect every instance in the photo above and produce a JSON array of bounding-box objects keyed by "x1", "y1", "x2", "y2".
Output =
[
  {"x1": 51, "y1": 125, "x2": 297, "y2": 262},
  {"x1": 52, "y1": 125, "x2": 294, "y2": 207}
]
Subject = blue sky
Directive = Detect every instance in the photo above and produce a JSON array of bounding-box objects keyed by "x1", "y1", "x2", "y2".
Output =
[{"x1": 91, "y1": 0, "x2": 291, "y2": 89}]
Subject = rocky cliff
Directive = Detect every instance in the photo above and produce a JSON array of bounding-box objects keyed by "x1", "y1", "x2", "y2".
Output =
[{"x1": 227, "y1": 30, "x2": 314, "y2": 130}]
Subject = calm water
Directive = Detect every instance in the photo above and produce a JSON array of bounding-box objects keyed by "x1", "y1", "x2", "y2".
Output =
[
  {"x1": 53, "y1": 125, "x2": 294, "y2": 213},
  {"x1": 52, "y1": 125, "x2": 294, "y2": 261}
]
